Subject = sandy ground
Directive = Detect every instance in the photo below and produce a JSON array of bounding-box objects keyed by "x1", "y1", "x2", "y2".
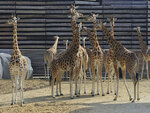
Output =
[{"x1": 0, "y1": 79, "x2": 150, "y2": 113}]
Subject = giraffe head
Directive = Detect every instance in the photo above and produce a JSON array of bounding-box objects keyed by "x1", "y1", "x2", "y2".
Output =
[
  {"x1": 136, "y1": 27, "x2": 141, "y2": 32},
  {"x1": 54, "y1": 35, "x2": 59, "y2": 40},
  {"x1": 81, "y1": 27, "x2": 88, "y2": 33},
  {"x1": 107, "y1": 17, "x2": 117, "y2": 27},
  {"x1": 75, "y1": 22, "x2": 83, "y2": 32},
  {"x1": 70, "y1": 4, "x2": 79, "y2": 14},
  {"x1": 96, "y1": 21, "x2": 107, "y2": 30},
  {"x1": 85, "y1": 12, "x2": 98, "y2": 21},
  {"x1": 68, "y1": 11, "x2": 83, "y2": 21},
  {"x1": 82, "y1": 37, "x2": 87, "y2": 41},
  {"x1": 7, "y1": 15, "x2": 20, "y2": 25}
]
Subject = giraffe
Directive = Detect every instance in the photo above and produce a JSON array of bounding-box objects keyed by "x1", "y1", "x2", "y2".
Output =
[
  {"x1": 50, "y1": 5, "x2": 84, "y2": 97},
  {"x1": 76, "y1": 43, "x2": 89, "y2": 95},
  {"x1": 83, "y1": 12, "x2": 104, "y2": 96},
  {"x1": 104, "y1": 18, "x2": 117, "y2": 94},
  {"x1": 44, "y1": 36, "x2": 59, "y2": 79},
  {"x1": 50, "y1": 5, "x2": 83, "y2": 97},
  {"x1": 97, "y1": 22, "x2": 139, "y2": 102},
  {"x1": 8, "y1": 15, "x2": 27, "y2": 106},
  {"x1": 136, "y1": 27, "x2": 150, "y2": 80}
]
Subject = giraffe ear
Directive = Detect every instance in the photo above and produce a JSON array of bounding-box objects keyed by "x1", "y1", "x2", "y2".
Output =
[
  {"x1": 136, "y1": 27, "x2": 141, "y2": 31},
  {"x1": 17, "y1": 17, "x2": 20, "y2": 21},
  {"x1": 75, "y1": 6, "x2": 79, "y2": 9},
  {"x1": 95, "y1": 14, "x2": 99, "y2": 17},
  {"x1": 114, "y1": 18, "x2": 117, "y2": 21}
]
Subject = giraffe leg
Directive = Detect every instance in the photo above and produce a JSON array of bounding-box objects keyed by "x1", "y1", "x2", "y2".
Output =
[
  {"x1": 110, "y1": 68, "x2": 113, "y2": 93},
  {"x1": 98, "y1": 63, "x2": 104, "y2": 96},
  {"x1": 122, "y1": 68, "x2": 132, "y2": 101},
  {"x1": 141, "y1": 59, "x2": 144, "y2": 79},
  {"x1": 44, "y1": 63, "x2": 47, "y2": 79},
  {"x1": 56, "y1": 76, "x2": 59, "y2": 96},
  {"x1": 11, "y1": 78, "x2": 15, "y2": 105},
  {"x1": 70, "y1": 69, "x2": 74, "y2": 99},
  {"x1": 91, "y1": 63, "x2": 95, "y2": 96},
  {"x1": 51, "y1": 74, "x2": 55, "y2": 98},
  {"x1": 113, "y1": 73, "x2": 116, "y2": 95},
  {"x1": 132, "y1": 82, "x2": 137, "y2": 103},
  {"x1": 146, "y1": 61, "x2": 149, "y2": 80},
  {"x1": 20, "y1": 77, "x2": 24, "y2": 106},
  {"x1": 58, "y1": 71, "x2": 63, "y2": 96},
  {"x1": 113, "y1": 62, "x2": 119, "y2": 101},
  {"x1": 107, "y1": 65, "x2": 110, "y2": 94},
  {"x1": 14, "y1": 76, "x2": 19, "y2": 104},
  {"x1": 47, "y1": 65, "x2": 50, "y2": 79},
  {"x1": 137, "y1": 78, "x2": 140, "y2": 100},
  {"x1": 77, "y1": 61, "x2": 82, "y2": 97},
  {"x1": 83, "y1": 63, "x2": 87, "y2": 94}
]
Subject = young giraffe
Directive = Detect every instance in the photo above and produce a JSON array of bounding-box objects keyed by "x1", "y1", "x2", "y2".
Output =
[
  {"x1": 76, "y1": 41, "x2": 88, "y2": 95},
  {"x1": 83, "y1": 13, "x2": 104, "y2": 96},
  {"x1": 8, "y1": 15, "x2": 27, "y2": 106},
  {"x1": 136, "y1": 27, "x2": 150, "y2": 80},
  {"x1": 44, "y1": 36, "x2": 59, "y2": 79},
  {"x1": 97, "y1": 22, "x2": 139, "y2": 102},
  {"x1": 104, "y1": 18, "x2": 117, "y2": 94}
]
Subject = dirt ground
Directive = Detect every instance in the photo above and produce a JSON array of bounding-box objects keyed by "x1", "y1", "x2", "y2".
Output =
[{"x1": 0, "y1": 79, "x2": 150, "y2": 113}]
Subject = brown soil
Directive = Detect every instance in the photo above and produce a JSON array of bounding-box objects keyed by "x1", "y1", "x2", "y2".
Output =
[{"x1": 0, "y1": 79, "x2": 150, "y2": 113}]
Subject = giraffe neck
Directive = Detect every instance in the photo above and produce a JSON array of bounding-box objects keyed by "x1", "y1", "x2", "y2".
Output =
[
  {"x1": 69, "y1": 17, "x2": 77, "y2": 48},
  {"x1": 51, "y1": 37, "x2": 59, "y2": 50},
  {"x1": 101, "y1": 24, "x2": 122, "y2": 49},
  {"x1": 66, "y1": 41, "x2": 68, "y2": 49},
  {"x1": 110, "y1": 21, "x2": 114, "y2": 38},
  {"x1": 12, "y1": 24, "x2": 21, "y2": 56},
  {"x1": 93, "y1": 20, "x2": 97, "y2": 37},
  {"x1": 69, "y1": 25, "x2": 80, "y2": 54},
  {"x1": 71, "y1": 17, "x2": 76, "y2": 38},
  {"x1": 137, "y1": 29, "x2": 148, "y2": 54},
  {"x1": 83, "y1": 39, "x2": 85, "y2": 48},
  {"x1": 86, "y1": 28, "x2": 101, "y2": 50}
]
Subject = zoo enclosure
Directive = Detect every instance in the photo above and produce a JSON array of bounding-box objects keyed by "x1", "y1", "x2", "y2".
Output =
[{"x1": 0, "y1": 0, "x2": 149, "y2": 76}]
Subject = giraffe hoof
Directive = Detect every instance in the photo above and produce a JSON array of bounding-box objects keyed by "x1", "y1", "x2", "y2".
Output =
[
  {"x1": 11, "y1": 103, "x2": 14, "y2": 105},
  {"x1": 102, "y1": 94, "x2": 105, "y2": 96},
  {"x1": 75, "y1": 93, "x2": 77, "y2": 95},
  {"x1": 110, "y1": 91, "x2": 113, "y2": 93},
  {"x1": 56, "y1": 94, "x2": 59, "y2": 97},
  {"x1": 97, "y1": 93, "x2": 99, "y2": 95},
  {"x1": 70, "y1": 97, "x2": 74, "y2": 99},
  {"x1": 131, "y1": 100, "x2": 135, "y2": 103},
  {"x1": 137, "y1": 98, "x2": 140, "y2": 101},
  {"x1": 76, "y1": 95, "x2": 80, "y2": 97},
  {"x1": 113, "y1": 98, "x2": 117, "y2": 101},
  {"x1": 92, "y1": 94, "x2": 95, "y2": 96},
  {"x1": 114, "y1": 93, "x2": 116, "y2": 95},
  {"x1": 60, "y1": 93, "x2": 63, "y2": 96},
  {"x1": 129, "y1": 98, "x2": 132, "y2": 101},
  {"x1": 84, "y1": 92, "x2": 86, "y2": 94},
  {"x1": 107, "y1": 92, "x2": 109, "y2": 94}
]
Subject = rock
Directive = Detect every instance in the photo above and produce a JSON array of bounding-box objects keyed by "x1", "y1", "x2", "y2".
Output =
[{"x1": 0, "y1": 53, "x2": 33, "y2": 79}]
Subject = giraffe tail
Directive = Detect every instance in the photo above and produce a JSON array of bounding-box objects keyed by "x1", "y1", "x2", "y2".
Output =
[{"x1": 118, "y1": 67, "x2": 122, "y2": 78}]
